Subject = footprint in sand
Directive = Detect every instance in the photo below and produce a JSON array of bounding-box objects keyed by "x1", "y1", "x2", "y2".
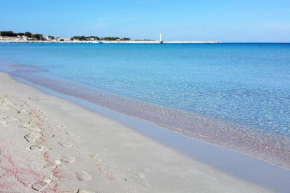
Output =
[
  {"x1": 11, "y1": 117, "x2": 19, "y2": 122},
  {"x1": 0, "y1": 107, "x2": 9, "y2": 112},
  {"x1": 2, "y1": 99, "x2": 15, "y2": 108},
  {"x1": 89, "y1": 154, "x2": 108, "y2": 168},
  {"x1": 42, "y1": 133, "x2": 56, "y2": 138},
  {"x1": 22, "y1": 122, "x2": 36, "y2": 129},
  {"x1": 134, "y1": 173, "x2": 146, "y2": 180},
  {"x1": 77, "y1": 190, "x2": 95, "y2": 193},
  {"x1": 43, "y1": 162, "x2": 56, "y2": 168},
  {"x1": 59, "y1": 141, "x2": 74, "y2": 148},
  {"x1": 29, "y1": 144, "x2": 45, "y2": 151},
  {"x1": 134, "y1": 172, "x2": 151, "y2": 187},
  {"x1": 67, "y1": 133, "x2": 80, "y2": 140},
  {"x1": 89, "y1": 154, "x2": 103, "y2": 163},
  {"x1": 24, "y1": 133, "x2": 42, "y2": 143},
  {"x1": 76, "y1": 171, "x2": 92, "y2": 181},
  {"x1": 141, "y1": 167, "x2": 151, "y2": 173},
  {"x1": 0, "y1": 121, "x2": 7, "y2": 127},
  {"x1": 43, "y1": 160, "x2": 62, "y2": 168},
  {"x1": 61, "y1": 156, "x2": 76, "y2": 164},
  {"x1": 65, "y1": 190, "x2": 94, "y2": 193},
  {"x1": 29, "y1": 126, "x2": 42, "y2": 132},
  {"x1": 21, "y1": 109, "x2": 31, "y2": 115},
  {"x1": 31, "y1": 179, "x2": 52, "y2": 191}
]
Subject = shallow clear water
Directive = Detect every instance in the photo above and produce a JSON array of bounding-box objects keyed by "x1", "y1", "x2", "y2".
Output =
[{"x1": 0, "y1": 43, "x2": 290, "y2": 168}]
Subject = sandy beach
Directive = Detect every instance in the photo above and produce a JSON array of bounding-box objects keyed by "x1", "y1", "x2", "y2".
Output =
[{"x1": 0, "y1": 72, "x2": 274, "y2": 192}]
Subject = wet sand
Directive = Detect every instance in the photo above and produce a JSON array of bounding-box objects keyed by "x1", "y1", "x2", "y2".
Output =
[{"x1": 0, "y1": 72, "x2": 274, "y2": 192}]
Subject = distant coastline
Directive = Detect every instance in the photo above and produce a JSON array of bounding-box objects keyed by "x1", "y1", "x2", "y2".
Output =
[
  {"x1": 0, "y1": 31, "x2": 220, "y2": 44},
  {"x1": 0, "y1": 40, "x2": 220, "y2": 44}
]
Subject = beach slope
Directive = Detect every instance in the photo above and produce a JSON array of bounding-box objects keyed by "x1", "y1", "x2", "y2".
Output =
[{"x1": 0, "y1": 72, "x2": 271, "y2": 192}]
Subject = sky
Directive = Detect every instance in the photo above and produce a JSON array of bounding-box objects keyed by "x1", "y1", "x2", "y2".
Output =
[{"x1": 0, "y1": 0, "x2": 290, "y2": 42}]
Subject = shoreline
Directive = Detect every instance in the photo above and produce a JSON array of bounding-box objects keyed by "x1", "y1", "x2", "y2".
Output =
[
  {"x1": 14, "y1": 72, "x2": 290, "y2": 191},
  {"x1": 3, "y1": 60, "x2": 289, "y2": 170},
  {"x1": 1, "y1": 72, "x2": 290, "y2": 192},
  {"x1": 0, "y1": 40, "x2": 220, "y2": 44}
]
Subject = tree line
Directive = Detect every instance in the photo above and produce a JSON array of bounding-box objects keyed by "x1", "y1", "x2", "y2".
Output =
[
  {"x1": 1, "y1": 31, "x2": 131, "y2": 41},
  {"x1": 0, "y1": 31, "x2": 46, "y2": 40},
  {"x1": 71, "y1": 36, "x2": 131, "y2": 41}
]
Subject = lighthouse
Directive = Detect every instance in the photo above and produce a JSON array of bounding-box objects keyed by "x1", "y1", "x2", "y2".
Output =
[{"x1": 159, "y1": 33, "x2": 163, "y2": 43}]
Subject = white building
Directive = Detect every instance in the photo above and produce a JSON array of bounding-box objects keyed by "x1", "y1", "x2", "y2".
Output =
[
  {"x1": 45, "y1": 36, "x2": 53, "y2": 41},
  {"x1": 55, "y1": 37, "x2": 70, "y2": 41},
  {"x1": 0, "y1": 36, "x2": 18, "y2": 41},
  {"x1": 17, "y1": 35, "x2": 28, "y2": 41}
]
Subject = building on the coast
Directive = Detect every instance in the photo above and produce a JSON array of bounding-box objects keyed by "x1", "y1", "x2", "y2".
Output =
[
  {"x1": 0, "y1": 36, "x2": 17, "y2": 41},
  {"x1": 0, "y1": 35, "x2": 28, "y2": 42},
  {"x1": 45, "y1": 36, "x2": 53, "y2": 41},
  {"x1": 55, "y1": 37, "x2": 70, "y2": 41},
  {"x1": 17, "y1": 35, "x2": 28, "y2": 41}
]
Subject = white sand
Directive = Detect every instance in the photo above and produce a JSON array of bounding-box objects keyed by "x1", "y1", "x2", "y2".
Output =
[{"x1": 0, "y1": 72, "x2": 272, "y2": 193}]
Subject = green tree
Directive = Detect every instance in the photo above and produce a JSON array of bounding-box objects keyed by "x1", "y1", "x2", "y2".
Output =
[
  {"x1": 24, "y1": 32, "x2": 32, "y2": 38},
  {"x1": 121, "y1": 37, "x2": 130, "y2": 41},
  {"x1": 101, "y1": 37, "x2": 120, "y2": 41},
  {"x1": 71, "y1": 36, "x2": 87, "y2": 41},
  {"x1": 32, "y1": 34, "x2": 43, "y2": 40},
  {"x1": 0, "y1": 31, "x2": 16, "y2": 37},
  {"x1": 48, "y1": 36, "x2": 55, "y2": 40},
  {"x1": 16, "y1": 33, "x2": 25, "y2": 36}
]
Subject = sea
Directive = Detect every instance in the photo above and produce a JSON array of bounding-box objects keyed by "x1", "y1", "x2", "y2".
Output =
[{"x1": 0, "y1": 43, "x2": 289, "y2": 169}]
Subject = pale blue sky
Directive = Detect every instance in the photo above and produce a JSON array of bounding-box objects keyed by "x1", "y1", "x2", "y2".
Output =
[{"x1": 1, "y1": 0, "x2": 290, "y2": 42}]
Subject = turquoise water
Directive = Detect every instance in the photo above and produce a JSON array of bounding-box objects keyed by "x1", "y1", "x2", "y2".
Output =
[{"x1": 0, "y1": 43, "x2": 290, "y2": 168}]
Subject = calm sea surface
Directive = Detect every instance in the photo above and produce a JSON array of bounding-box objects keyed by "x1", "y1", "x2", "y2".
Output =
[{"x1": 0, "y1": 43, "x2": 290, "y2": 168}]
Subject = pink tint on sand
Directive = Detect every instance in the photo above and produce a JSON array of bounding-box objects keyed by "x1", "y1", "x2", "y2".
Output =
[{"x1": 0, "y1": 139, "x2": 45, "y2": 192}]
